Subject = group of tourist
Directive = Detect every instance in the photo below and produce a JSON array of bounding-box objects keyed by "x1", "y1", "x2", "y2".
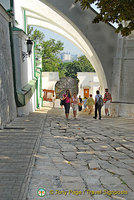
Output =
[{"x1": 60, "y1": 88, "x2": 112, "y2": 120}]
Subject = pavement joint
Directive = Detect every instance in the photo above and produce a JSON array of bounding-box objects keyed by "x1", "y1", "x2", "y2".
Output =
[{"x1": 1, "y1": 107, "x2": 134, "y2": 200}]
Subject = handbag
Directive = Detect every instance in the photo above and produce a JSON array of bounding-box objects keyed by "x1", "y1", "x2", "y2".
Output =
[
  {"x1": 78, "y1": 103, "x2": 82, "y2": 106},
  {"x1": 61, "y1": 99, "x2": 66, "y2": 105}
]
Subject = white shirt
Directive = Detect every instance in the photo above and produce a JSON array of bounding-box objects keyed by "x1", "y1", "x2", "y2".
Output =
[
  {"x1": 95, "y1": 94, "x2": 102, "y2": 102},
  {"x1": 52, "y1": 96, "x2": 56, "y2": 102}
]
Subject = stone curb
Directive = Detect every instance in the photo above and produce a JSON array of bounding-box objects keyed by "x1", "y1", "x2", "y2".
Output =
[{"x1": 18, "y1": 112, "x2": 48, "y2": 200}]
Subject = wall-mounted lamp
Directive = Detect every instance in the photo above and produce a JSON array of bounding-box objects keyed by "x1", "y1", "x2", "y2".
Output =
[{"x1": 22, "y1": 38, "x2": 33, "y2": 62}]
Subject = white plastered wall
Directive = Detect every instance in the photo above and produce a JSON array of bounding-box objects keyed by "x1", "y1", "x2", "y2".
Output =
[{"x1": 77, "y1": 72, "x2": 100, "y2": 99}]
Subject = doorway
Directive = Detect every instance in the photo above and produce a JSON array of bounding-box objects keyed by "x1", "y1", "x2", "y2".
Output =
[{"x1": 84, "y1": 88, "x2": 89, "y2": 98}]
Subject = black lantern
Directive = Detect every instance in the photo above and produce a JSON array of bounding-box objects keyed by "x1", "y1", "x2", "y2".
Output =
[
  {"x1": 22, "y1": 38, "x2": 33, "y2": 62},
  {"x1": 26, "y1": 38, "x2": 33, "y2": 56}
]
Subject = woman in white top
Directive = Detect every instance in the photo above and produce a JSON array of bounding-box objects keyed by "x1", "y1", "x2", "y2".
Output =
[{"x1": 72, "y1": 92, "x2": 79, "y2": 119}]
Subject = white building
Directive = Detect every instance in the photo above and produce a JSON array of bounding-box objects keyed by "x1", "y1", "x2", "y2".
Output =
[
  {"x1": 77, "y1": 72, "x2": 100, "y2": 99},
  {"x1": 42, "y1": 72, "x2": 60, "y2": 107},
  {"x1": 42, "y1": 72, "x2": 59, "y2": 99},
  {"x1": 60, "y1": 52, "x2": 72, "y2": 62},
  {"x1": 42, "y1": 72, "x2": 59, "y2": 91}
]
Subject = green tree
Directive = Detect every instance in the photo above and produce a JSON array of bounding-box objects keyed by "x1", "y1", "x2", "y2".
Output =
[
  {"x1": 58, "y1": 63, "x2": 67, "y2": 78},
  {"x1": 62, "y1": 55, "x2": 95, "y2": 79},
  {"x1": 75, "y1": 0, "x2": 134, "y2": 36},
  {"x1": 27, "y1": 26, "x2": 44, "y2": 44},
  {"x1": 78, "y1": 55, "x2": 95, "y2": 72},
  {"x1": 27, "y1": 26, "x2": 33, "y2": 36},
  {"x1": 41, "y1": 39, "x2": 64, "y2": 72},
  {"x1": 27, "y1": 26, "x2": 64, "y2": 73},
  {"x1": 64, "y1": 61, "x2": 80, "y2": 78},
  {"x1": 27, "y1": 26, "x2": 45, "y2": 66}
]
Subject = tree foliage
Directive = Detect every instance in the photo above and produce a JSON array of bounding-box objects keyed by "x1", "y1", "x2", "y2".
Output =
[
  {"x1": 27, "y1": 26, "x2": 44, "y2": 44},
  {"x1": 27, "y1": 26, "x2": 64, "y2": 74},
  {"x1": 78, "y1": 55, "x2": 95, "y2": 72},
  {"x1": 62, "y1": 55, "x2": 95, "y2": 79},
  {"x1": 41, "y1": 39, "x2": 64, "y2": 72},
  {"x1": 75, "y1": 0, "x2": 134, "y2": 36}
]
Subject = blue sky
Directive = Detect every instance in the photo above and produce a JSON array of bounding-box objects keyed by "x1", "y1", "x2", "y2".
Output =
[
  {"x1": 31, "y1": 4, "x2": 100, "y2": 56},
  {"x1": 33, "y1": 26, "x2": 83, "y2": 55},
  {"x1": 32, "y1": 3, "x2": 116, "y2": 56}
]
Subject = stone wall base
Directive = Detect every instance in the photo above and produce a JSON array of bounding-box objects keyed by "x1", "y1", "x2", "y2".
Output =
[
  {"x1": 111, "y1": 103, "x2": 134, "y2": 118},
  {"x1": 0, "y1": 5, "x2": 17, "y2": 129}
]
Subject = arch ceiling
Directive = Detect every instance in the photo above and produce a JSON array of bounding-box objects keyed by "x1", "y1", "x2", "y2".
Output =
[{"x1": 14, "y1": 0, "x2": 117, "y2": 92}]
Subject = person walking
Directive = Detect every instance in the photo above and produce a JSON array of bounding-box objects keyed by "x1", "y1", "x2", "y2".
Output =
[
  {"x1": 52, "y1": 95, "x2": 56, "y2": 108},
  {"x1": 60, "y1": 97, "x2": 64, "y2": 109},
  {"x1": 63, "y1": 89, "x2": 71, "y2": 119},
  {"x1": 103, "y1": 88, "x2": 112, "y2": 116},
  {"x1": 87, "y1": 94, "x2": 95, "y2": 114},
  {"x1": 72, "y1": 92, "x2": 79, "y2": 119},
  {"x1": 83, "y1": 97, "x2": 87, "y2": 112},
  {"x1": 93, "y1": 90, "x2": 103, "y2": 120},
  {"x1": 78, "y1": 95, "x2": 82, "y2": 111}
]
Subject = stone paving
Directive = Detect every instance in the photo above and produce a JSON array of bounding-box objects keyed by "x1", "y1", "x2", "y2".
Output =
[
  {"x1": 0, "y1": 107, "x2": 49, "y2": 200},
  {"x1": 26, "y1": 107, "x2": 134, "y2": 200},
  {"x1": 0, "y1": 107, "x2": 134, "y2": 200}
]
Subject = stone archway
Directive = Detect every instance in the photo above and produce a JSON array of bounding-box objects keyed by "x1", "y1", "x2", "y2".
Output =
[{"x1": 14, "y1": 0, "x2": 117, "y2": 94}]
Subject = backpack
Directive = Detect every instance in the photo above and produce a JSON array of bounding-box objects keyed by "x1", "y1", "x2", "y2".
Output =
[{"x1": 97, "y1": 95, "x2": 103, "y2": 107}]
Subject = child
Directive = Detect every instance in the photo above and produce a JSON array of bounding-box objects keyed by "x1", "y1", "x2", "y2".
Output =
[
  {"x1": 83, "y1": 97, "x2": 87, "y2": 112},
  {"x1": 87, "y1": 94, "x2": 95, "y2": 114},
  {"x1": 60, "y1": 97, "x2": 64, "y2": 109},
  {"x1": 72, "y1": 92, "x2": 79, "y2": 119}
]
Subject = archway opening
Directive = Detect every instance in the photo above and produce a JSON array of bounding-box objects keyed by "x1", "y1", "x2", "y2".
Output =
[
  {"x1": 14, "y1": 0, "x2": 108, "y2": 94},
  {"x1": 28, "y1": 25, "x2": 100, "y2": 100}
]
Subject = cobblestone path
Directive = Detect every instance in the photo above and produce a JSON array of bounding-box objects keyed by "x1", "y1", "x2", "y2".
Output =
[{"x1": 26, "y1": 108, "x2": 134, "y2": 200}]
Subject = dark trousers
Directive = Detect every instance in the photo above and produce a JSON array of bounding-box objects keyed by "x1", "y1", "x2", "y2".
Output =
[
  {"x1": 95, "y1": 103, "x2": 101, "y2": 119},
  {"x1": 64, "y1": 103, "x2": 70, "y2": 114}
]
